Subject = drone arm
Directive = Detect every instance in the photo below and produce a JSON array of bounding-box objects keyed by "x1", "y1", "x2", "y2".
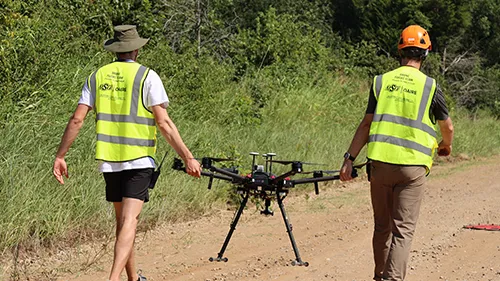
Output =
[
  {"x1": 201, "y1": 171, "x2": 233, "y2": 181},
  {"x1": 291, "y1": 175, "x2": 341, "y2": 186},
  {"x1": 177, "y1": 168, "x2": 233, "y2": 181},
  {"x1": 173, "y1": 158, "x2": 234, "y2": 181},
  {"x1": 209, "y1": 166, "x2": 246, "y2": 183},
  {"x1": 290, "y1": 169, "x2": 359, "y2": 186},
  {"x1": 273, "y1": 170, "x2": 298, "y2": 184}
]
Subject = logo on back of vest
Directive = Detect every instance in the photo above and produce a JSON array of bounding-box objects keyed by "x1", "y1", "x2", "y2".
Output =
[
  {"x1": 386, "y1": 84, "x2": 417, "y2": 95},
  {"x1": 402, "y1": 88, "x2": 417, "y2": 95},
  {"x1": 386, "y1": 84, "x2": 401, "y2": 92},
  {"x1": 100, "y1": 83, "x2": 113, "y2": 91},
  {"x1": 99, "y1": 84, "x2": 127, "y2": 92}
]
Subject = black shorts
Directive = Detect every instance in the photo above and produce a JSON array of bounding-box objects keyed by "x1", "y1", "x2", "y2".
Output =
[{"x1": 103, "y1": 168, "x2": 153, "y2": 202}]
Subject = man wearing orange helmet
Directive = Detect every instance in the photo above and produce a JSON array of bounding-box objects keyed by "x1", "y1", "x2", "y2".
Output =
[{"x1": 340, "y1": 25, "x2": 454, "y2": 281}]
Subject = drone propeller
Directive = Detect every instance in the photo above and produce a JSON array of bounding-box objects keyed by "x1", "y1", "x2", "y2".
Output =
[
  {"x1": 211, "y1": 157, "x2": 235, "y2": 162},
  {"x1": 195, "y1": 157, "x2": 235, "y2": 162},
  {"x1": 301, "y1": 169, "x2": 340, "y2": 175},
  {"x1": 221, "y1": 166, "x2": 240, "y2": 174},
  {"x1": 269, "y1": 159, "x2": 327, "y2": 166}
]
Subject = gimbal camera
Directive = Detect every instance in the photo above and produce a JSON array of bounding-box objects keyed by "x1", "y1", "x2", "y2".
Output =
[{"x1": 172, "y1": 152, "x2": 365, "y2": 266}]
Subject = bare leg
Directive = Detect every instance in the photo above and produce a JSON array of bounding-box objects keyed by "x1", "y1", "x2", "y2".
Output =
[
  {"x1": 113, "y1": 202, "x2": 140, "y2": 281},
  {"x1": 109, "y1": 198, "x2": 143, "y2": 281}
]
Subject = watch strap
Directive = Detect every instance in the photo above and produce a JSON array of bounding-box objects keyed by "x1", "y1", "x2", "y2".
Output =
[{"x1": 344, "y1": 152, "x2": 356, "y2": 161}]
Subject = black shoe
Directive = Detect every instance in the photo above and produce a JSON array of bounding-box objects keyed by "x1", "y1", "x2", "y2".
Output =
[{"x1": 137, "y1": 271, "x2": 147, "y2": 281}]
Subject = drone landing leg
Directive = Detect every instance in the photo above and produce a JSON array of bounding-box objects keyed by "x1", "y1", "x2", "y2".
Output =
[
  {"x1": 277, "y1": 193, "x2": 309, "y2": 267},
  {"x1": 209, "y1": 192, "x2": 250, "y2": 263}
]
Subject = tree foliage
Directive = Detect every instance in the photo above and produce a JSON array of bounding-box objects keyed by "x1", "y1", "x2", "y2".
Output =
[{"x1": 1, "y1": 0, "x2": 500, "y2": 116}]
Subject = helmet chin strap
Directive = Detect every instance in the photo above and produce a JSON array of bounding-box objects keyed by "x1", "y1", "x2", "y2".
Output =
[{"x1": 420, "y1": 49, "x2": 429, "y2": 61}]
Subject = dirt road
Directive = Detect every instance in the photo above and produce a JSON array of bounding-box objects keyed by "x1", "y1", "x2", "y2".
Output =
[{"x1": 6, "y1": 157, "x2": 500, "y2": 281}]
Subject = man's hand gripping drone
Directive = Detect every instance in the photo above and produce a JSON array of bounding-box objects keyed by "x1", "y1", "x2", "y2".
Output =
[{"x1": 172, "y1": 152, "x2": 365, "y2": 266}]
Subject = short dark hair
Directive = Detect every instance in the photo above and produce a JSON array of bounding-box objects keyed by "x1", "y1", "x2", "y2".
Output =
[
  {"x1": 117, "y1": 51, "x2": 134, "y2": 55},
  {"x1": 400, "y1": 47, "x2": 428, "y2": 60}
]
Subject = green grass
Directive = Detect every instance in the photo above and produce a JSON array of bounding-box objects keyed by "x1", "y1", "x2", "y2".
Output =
[
  {"x1": 451, "y1": 110, "x2": 500, "y2": 156},
  {"x1": 1, "y1": 65, "x2": 499, "y2": 256}
]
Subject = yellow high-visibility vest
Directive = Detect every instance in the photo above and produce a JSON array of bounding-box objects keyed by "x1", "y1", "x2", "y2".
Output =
[
  {"x1": 367, "y1": 66, "x2": 438, "y2": 170},
  {"x1": 88, "y1": 62, "x2": 156, "y2": 162}
]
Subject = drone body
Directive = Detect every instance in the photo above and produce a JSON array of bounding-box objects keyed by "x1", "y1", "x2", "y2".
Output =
[{"x1": 172, "y1": 152, "x2": 362, "y2": 266}]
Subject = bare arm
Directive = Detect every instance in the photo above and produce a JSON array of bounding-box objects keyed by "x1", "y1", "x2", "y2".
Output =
[
  {"x1": 340, "y1": 113, "x2": 373, "y2": 181},
  {"x1": 437, "y1": 117, "x2": 454, "y2": 156},
  {"x1": 151, "y1": 105, "x2": 200, "y2": 177},
  {"x1": 53, "y1": 104, "x2": 91, "y2": 184},
  {"x1": 346, "y1": 114, "x2": 374, "y2": 158}
]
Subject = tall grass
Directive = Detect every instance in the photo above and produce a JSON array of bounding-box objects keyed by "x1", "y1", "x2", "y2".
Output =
[
  {"x1": 452, "y1": 110, "x2": 500, "y2": 156},
  {"x1": 1, "y1": 59, "x2": 499, "y2": 255},
  {"x1": 0, "y1": 68, "x2": 362, "y2": 252}
]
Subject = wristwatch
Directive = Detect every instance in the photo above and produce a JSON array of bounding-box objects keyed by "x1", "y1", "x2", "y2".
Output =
[{"x1": 343, "y1": 152, "x2": 356, "y2": 162}]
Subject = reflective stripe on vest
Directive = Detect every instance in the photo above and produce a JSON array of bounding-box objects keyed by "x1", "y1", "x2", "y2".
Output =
[
  {"x1": 96, "y1": 133, "x2": 155, "y2": 147},
  {"x1": 373, "y1": 76, "x2": 436, "y2": 139},
  {"x1": 368, "y1": 67, "x2": 437, "y2": 169},
  {"x1": 369, "y1": 134, "x2": 432, "y2": 156},
  {"x1": 374, "y1": 75, "x2": 383, "y2": 99},
  {"x1": 90, "y1": 63, "x2": 156, "y2": 162}
]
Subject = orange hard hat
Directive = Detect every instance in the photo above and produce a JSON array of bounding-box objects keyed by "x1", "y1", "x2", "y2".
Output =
[{"x1": 398, "y1": 25, "x2": 432, "y2": 50}]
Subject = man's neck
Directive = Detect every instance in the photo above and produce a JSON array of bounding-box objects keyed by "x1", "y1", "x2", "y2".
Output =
[
  {"x1": 400, "y1": 58, "x2": 421, "y2": 69},
  {"x1": 116, "y1": 52, "x2": 137, "y2": 62},
  {"x1": 116, "y1": 58, "x2": 135, "y2": 62}
]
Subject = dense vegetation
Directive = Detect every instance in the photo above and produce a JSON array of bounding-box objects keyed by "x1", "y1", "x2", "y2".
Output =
[{"x1": 1, "y1": 0, "x2": 500, "y2": 258}]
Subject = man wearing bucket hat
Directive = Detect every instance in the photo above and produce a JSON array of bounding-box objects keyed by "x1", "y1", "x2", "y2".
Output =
[
  {"x1": 339, "y1": 25, "x2": 454, "y2": 280},
  {"x1": 53, "y1": 25, "x2": 201, "y2": 281}
]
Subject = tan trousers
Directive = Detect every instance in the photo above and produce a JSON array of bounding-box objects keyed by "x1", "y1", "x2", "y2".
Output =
[{"x1": 369, "y1": 161, "x2": 426, "y2": 281}]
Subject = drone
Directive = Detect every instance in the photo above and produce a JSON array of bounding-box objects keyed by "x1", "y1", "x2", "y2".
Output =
[{"x1": 172, "y1": 152, "x2": 366, "y2": 266}]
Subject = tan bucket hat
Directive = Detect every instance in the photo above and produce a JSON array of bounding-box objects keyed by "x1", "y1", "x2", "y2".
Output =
[{"x1": 103, "y1": 25, "x2": 149, "y2": 53}]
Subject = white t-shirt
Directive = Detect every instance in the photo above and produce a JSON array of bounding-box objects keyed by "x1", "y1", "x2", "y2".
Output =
[{"x1": 78, "y1": 62, "x2": 169, "y2": 173}]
